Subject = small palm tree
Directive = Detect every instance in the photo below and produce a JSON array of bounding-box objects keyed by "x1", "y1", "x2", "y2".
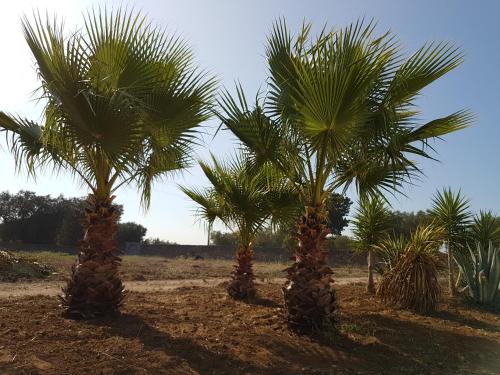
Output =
[
  {"x1": 0, "y1": 9, "x2": 215, "y2": 317},
  {"x1": 352, "y1": 195, "x2": 391, "y2": 293},
  {"x1": 429, "y1": 188, "x2": 472, "y2": 296},
  {"x1": 217, "y1": 20, "x2": 471, "y2": 331},
  {"x1": 469, "y1": 211, "x2": 500, "y2": 250},
  {"x1": 181, "y1": 155, "x2": 298, "y2": 299}
]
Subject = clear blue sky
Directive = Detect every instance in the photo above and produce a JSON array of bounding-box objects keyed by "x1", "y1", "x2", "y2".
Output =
[{"x1": 0, "y1": 0, "x2": 498, "y2": 244}]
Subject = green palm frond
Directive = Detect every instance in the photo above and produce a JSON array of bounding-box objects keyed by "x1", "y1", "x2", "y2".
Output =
[
  {"x1": 1, "y1": 7, "x2": 216, "y2": 206},
  {"x1": 181, "y1": 154, "x2": 300, "y2": 247},
  {"x1": 217, "y1": 18, "x2": 470, "y2": 208},
  {"x1": 469, "y1": 211, "x2": 500, "y2": 250},
  {"x1": 430, "y1": 187, "x2": 472, "y2": 240},
  {"x1": 352, "y1": 194, "x2": 391, "y2": 253}
]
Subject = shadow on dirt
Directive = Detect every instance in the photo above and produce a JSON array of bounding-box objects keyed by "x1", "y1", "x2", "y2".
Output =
[{"x1": 89, "y1": 313, "x2": 265, "y2": 374}]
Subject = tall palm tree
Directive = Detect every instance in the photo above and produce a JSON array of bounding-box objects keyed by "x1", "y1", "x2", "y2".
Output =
[
  {"x1": 352, "y1": 195, "x2": 391, "y2": 293},
  {"x1": 216, "y1": 20, "x2": 471, "y2": 331},
  {"x1": 181, "y1": 155, "x2": 298, "y2": 299},
  {"x1": 0, "y1": 8, "x2": 215, "y2": 317},
  {"x1": 429, "y1": 188, "x2": 472, "y2": 296}
]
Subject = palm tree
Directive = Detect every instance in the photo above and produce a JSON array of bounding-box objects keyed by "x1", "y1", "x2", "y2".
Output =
[
  {"x1": 429, "y1": 188, "x2": 472, "y2": 296},
  {"x1": 216, "y1": 20, "x2": 471, "y2": 331},
  {"x1": 352, "y1": 195, "x2": 391, "y2": 293},
  {"x1": 0, "y1": 9, "x2": 215, "y2": 317},
  {"x1": 469, "y1": 211, "x2": 500, "y2": 250},
  {"x1": 181, "y1": 155, "x2": 298, "y2": 299}
]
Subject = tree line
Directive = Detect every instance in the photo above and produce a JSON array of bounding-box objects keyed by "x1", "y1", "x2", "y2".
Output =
[{"x1": 0, "y1": 191, "x2": 147, "y2": 246}]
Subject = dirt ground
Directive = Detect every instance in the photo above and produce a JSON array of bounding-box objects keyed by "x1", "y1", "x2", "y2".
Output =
[
  {"x1": 0, "y1": 277, "x2": 367, "y2": 298},
  {"x1": 0, "y1": 282, "x2": 499, "y2": 375}
]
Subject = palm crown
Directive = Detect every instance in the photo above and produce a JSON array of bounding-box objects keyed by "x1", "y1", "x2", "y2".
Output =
[
  {"x1": 1, "y1": 8, "x2": 216, "y2": 205},
  {"x1": 352, "y1": 195, "x2": 391, "y2": 253},
  {"x1": 217, "y1": 20, "x2": 472, "y2": 204},
  {"x1": 181, "y1": 155, "x2": 298, "y2": 247}
]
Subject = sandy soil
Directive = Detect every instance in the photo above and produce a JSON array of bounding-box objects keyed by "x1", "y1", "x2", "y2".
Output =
[{"x1": 0, "y1": 276, "x2": 366, "y2": 298}]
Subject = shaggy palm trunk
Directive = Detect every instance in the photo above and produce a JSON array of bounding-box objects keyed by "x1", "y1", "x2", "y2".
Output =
[
  {"x1": 447, "y1": 241, "x2": 457, "y2": 296},
  {"x1": 283, "y1": 205, "x2": 336, "y2": 332},
  {"x1": 61, "y1": 194, "x2": 124, "y2": 318},
  {"x1": 367, "y1": 249, "x2": 375, "y2": 294},
  {"x1": 227, "y1": 244, "x2": 256, "y2": 299}
]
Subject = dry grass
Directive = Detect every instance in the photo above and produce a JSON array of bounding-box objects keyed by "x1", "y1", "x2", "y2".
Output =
[{"x1": 10, "y1": 251, "x2": 366, "y2": 282}]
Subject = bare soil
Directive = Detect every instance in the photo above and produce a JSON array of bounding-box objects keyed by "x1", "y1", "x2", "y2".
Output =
[
  {"x1": 0, "y1": 282, "x2": 498, "y2": 375},
  {"x1": 0, "y1": 277, "x2": 366, "y2": 298}
]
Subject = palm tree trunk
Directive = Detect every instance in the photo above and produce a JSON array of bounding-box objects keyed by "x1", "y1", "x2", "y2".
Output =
[
  {"x1": 227, "y1": 244, "x2": 256, "y2": 299},
  {"x1": 61, "y1": 194, "x2": 124, "y2": 318},
  {"x1": 283, "y1": 205, "x2": 336, "y2": 332},
  {"x1": 447, "y1": 241, "x2": 456, "y2": 296},
  {"x1": 367, "y1": 249, "x2": 375, "y2": 294}
]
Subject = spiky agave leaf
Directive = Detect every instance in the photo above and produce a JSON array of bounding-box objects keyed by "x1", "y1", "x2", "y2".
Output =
[{"x1": 454, "y1": 242, "x2": 500, "y2": 304}]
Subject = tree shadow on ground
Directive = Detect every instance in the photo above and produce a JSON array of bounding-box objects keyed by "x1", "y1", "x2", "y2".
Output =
[
  {"x1": 246, "y1": 295, "x2": 281, "y2": 308},
  {"x1": 430, "y1": 309, "x2": 500, "y2": 332},
  {"x1": 251, "y1": 310, "x2": 500, "y2": 375},
  {"x1": 89, "y1": 313, "x2": 265, "y2": 375}
]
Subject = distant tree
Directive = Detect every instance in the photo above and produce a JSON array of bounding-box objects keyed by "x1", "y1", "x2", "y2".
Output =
[
  {"x1": 326, "y1": 193, "x2": 352, "y2": 236},
  {"x1": 116, "y1": 222, "x2": 147, "y2": 244},
  {"x1": 254, "y1": 227, "x2": 289, "y2": 248},
  {"x1": 325, "y1": 235, "x2": 355, "y2": 252},
  {"x1": 388, "y1": 210, "x2": 431, "y2": 239},
  {"x1": 142, "y1": 238, "x2": 178, "y2": 245},
  {"x1": 210, "y1": 231, "x2": 238, "y2": 246},
  {"x1": 0, "y1": 190, "x2": 125, "y2": 246},
  {"x1": 0, "y1": 191, "x2": 59, "y2": 243}
]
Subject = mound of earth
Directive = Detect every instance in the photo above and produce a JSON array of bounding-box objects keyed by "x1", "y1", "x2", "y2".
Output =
[{"x1": 0, "y1": 250, "x2": 56, "y2": 281}]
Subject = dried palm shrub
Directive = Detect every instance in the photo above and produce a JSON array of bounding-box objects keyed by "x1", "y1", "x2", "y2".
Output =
[
  {"x1": 377, "y1": 225, "x2": 443, "y2": 313},
  {"x1": 374, "y1": 235, "x2": 407, "y2": 274}
]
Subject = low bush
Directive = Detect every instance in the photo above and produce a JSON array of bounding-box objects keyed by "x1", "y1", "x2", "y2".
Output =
[{"x1": 377, "y1": 225, "x2": 442, "y2": 313}]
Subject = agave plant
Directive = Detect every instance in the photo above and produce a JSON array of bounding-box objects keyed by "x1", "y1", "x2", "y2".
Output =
[
  {"x1": 377, "y1": 225, "x2": 443, "y2": 313},
  {"x1": 181, "y1": 155, "x2": 299, "y2": 299},
  {"x1": 0, "y1": 9, "x2": 215, "y2": 317},
  {"x1": 454, "y1": 242, "x2": 500, "y2": 304},
  {"x1": 216, "y1": 19, "x2": 471, "y2": 331},
  {"x1": 352, "y1": 195, "x2": 391, "y2": 293},
  {"x1": 430, "y1": 188, "x2": 472, "y2": 296}
]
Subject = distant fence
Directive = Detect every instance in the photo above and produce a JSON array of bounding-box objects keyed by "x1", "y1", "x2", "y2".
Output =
[{"x1": 0, "y1": 241, "x2": 365, "y2": 265}]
